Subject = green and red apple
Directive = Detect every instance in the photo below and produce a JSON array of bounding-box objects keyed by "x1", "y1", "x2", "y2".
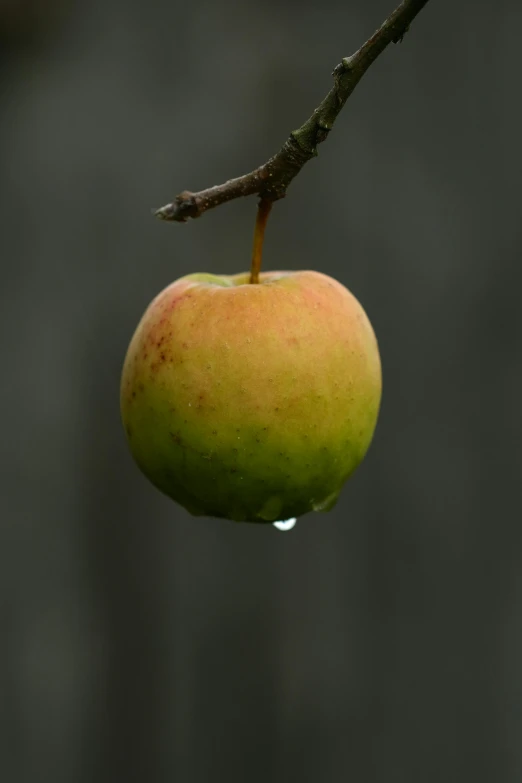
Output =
[{"x1": 120, "y1": 270, "x2": 381, "y2": 523}]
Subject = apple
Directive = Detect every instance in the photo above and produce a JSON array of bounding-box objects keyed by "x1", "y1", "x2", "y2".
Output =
[{"x1": 120, "y1": 270, "x2": 381, "y2": 523}]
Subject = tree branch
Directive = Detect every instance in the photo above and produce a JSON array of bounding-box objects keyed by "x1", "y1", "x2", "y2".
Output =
[{"x1": 155, "y1": 0, "x2": 430, "y2": 223}]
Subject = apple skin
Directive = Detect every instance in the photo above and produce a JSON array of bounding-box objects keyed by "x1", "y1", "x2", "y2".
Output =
[{"x1": 120, "y1": 270, "x2": 381, "y2": 523}]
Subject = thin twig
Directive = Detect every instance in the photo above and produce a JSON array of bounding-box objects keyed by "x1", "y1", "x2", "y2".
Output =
[{"x1": 155, "y1": 0, "x2": 430, "y2": 223}]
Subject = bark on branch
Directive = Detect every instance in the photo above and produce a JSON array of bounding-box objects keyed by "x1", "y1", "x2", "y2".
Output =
[{"x1": 155, "y1": 0, "x2": 430, "y2": 223}]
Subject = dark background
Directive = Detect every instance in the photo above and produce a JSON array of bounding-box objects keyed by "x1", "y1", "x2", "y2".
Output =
[{"x1": 2, "y1": 1, "x2": 521, "y2": 781}]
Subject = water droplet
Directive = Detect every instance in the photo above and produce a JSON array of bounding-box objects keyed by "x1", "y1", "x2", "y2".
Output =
[
  {"x1": 311, "y1": 491, "x2": 339, "y2": 512},
  {"x1": 273, "y1": 518, "x2": 297, "y2": 531}
]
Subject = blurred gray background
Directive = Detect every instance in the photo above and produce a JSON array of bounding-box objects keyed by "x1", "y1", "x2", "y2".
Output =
[{"x1": 1, "y1": 0, "x2": 522, "y2": 781}]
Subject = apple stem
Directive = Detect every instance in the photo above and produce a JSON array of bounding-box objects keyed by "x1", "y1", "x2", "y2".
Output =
[{"x1": 249, "y1": 198, "x2": 273, "y2": 284}]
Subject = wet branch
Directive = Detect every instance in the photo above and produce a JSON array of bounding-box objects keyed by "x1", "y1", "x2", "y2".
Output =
[{"x1": 155, "y1": 0, "x2": 430, "y2": 223}]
